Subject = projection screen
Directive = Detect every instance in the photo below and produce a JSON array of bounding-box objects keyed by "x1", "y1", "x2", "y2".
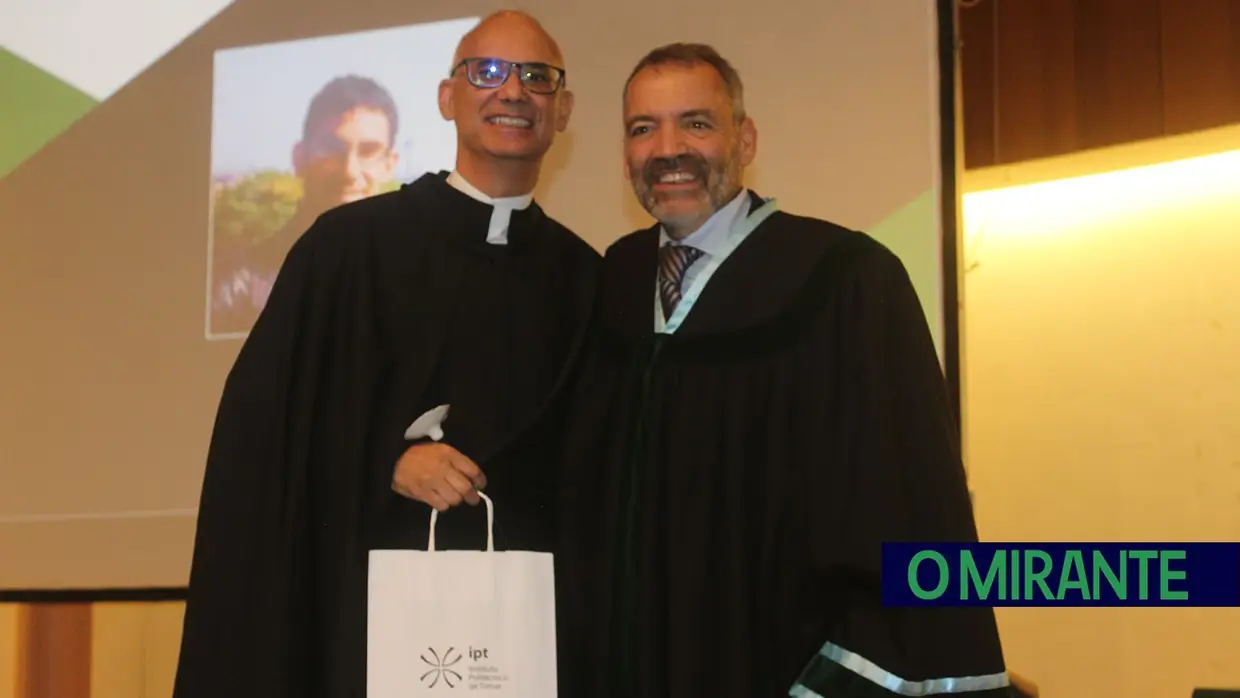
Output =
[{"x1": 0, "y1": 0, "x2": 960, "y2": 592}]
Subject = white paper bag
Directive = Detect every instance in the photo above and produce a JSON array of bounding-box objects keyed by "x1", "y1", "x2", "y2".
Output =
[{"x1": 368, "y1": 492, "x2": 558, "y2": 697}]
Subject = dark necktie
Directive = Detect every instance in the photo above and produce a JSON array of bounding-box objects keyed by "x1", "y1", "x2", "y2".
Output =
[{"x1": 658, "y1": 243, "x2": 705, "y2": 320}]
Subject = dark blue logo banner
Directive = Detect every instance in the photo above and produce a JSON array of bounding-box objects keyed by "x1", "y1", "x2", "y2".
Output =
[{"x1": 881, "y1": 543, "x2": 1240, "y2": 607}]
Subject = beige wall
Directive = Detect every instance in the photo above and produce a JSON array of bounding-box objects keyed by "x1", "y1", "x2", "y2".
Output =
[{"x1": 962, "y1": 125, "x2": 1240, "y2": 698}]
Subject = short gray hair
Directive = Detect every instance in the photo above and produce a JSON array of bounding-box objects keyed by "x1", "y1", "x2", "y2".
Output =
[{"x1": 623, "y1": 42, "x2": 745, "y2": 121}]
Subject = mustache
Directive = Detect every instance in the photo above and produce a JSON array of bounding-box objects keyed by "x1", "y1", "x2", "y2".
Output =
[{"x1": 642, "y1": 154, "x2": 707, "y2": 185}]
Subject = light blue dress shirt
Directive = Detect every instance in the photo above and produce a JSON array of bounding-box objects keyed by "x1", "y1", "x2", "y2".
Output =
[{"x1": 654, "y1": 189, "x2": 752, "y2": 330}]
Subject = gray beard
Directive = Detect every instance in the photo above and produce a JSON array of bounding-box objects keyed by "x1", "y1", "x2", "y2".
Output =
[{"x1": 634, "y1": 143, "x2": 746, "y2": 236}]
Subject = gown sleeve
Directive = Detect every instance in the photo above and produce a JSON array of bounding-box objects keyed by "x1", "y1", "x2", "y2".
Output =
[
  {"x1": 789, "y1": 244, "x2": 1017, "y2": 698},
  {"x1": 173, "y1": 223, "x2": 338, "y2": 698}
]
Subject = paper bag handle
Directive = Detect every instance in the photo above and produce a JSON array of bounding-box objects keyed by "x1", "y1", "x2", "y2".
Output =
[{"x1": 427, "y1": 490, "x2": 494, "y2": 552}]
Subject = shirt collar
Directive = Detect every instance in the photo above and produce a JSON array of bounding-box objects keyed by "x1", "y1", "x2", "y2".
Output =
[
  {"x1": 446, "y1": 170, "x2": 533, "y2": 245},
  {"x1": 446, "y1": 170, "x2": 533, "y2": 211},
  {"x1": 658, "y1": 188, "x2": 752, "y2": 256}
]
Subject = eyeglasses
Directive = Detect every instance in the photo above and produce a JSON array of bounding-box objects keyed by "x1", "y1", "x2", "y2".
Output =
[{"x1": 452, "y1": 57, "x2": 566, "y2": 95}]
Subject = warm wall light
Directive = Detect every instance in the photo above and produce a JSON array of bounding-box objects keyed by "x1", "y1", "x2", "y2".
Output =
[
  {"x1": 959, "y1": 129, "x2": 1240, "y2": 698},
  {"x1": 961, "y1": 146, "x2": 1240, "y2": 246}
]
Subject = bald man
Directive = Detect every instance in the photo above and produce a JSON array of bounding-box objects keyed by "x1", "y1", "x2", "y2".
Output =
[{"x1": 173, "y1": 11, "x2": 598, "y2": 698}]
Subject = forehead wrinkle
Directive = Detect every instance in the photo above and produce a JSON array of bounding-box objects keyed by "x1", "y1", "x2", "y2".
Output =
[
  {"x1": 626, "y1": 108, "x2": 719, "y2": 128},
  {"x1": 624, "y1": 89, "x2": 729, "y2": 132},
  {"x1": 626, "y1": 79, "x2": 728, "y2": 119},
  {"x1": 624, "y1": 65, "x2": 730, "y2": 118}
]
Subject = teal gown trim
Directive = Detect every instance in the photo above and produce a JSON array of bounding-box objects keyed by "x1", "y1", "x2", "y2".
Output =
[
  {"x1": 655, "y1": 197, "x2": 780, "y2": 334},
  {"x1": 790, "y1": 641, "x2": 1013, "y2": 697}
]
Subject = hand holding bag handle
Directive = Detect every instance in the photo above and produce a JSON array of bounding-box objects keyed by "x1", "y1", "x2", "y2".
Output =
[
  {"x1": 408, "y1": 403, "x2": 495, "y2": 553},
  {"x1": 427, "y1": 491, "x2": 495, "y2": 552}
]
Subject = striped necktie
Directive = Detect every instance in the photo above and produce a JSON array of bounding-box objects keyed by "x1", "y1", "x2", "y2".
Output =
[{"x1": 658, "y1": 243, "x2": 705, "y2": 320}]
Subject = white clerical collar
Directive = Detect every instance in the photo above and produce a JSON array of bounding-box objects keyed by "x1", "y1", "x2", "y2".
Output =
[
  {"x1": 658, "y1": 188, "x2": 751, "y2": 256},
  {"x1": 446, "y1": 170, "x2": 534, "y2": 245}
]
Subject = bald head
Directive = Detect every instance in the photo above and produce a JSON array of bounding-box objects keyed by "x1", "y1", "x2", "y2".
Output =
[
  {"x1": 437, "y1": 7, "x2": 574, "y2": 197},
  {"x1": 452, "y1": 10, "x2": 564, "y2": 69}
]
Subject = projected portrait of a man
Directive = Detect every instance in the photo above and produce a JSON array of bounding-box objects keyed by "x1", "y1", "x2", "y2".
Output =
[
  {"x1": 294, "y1": 76, "x2": 401, "y2": 216},
  {"x1": 208, "y1": 75, "x2": 401, "y2": 336}
]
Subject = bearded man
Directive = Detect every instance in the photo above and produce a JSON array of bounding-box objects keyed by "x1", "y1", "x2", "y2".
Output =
[{"x1": 557, "y1": 42, "x2": 1015, "y2": 698}]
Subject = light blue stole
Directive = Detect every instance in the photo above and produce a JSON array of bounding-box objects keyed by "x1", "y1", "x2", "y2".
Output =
[{"x1": 655, "y1": 198, "x2": 780, "y2": 335}]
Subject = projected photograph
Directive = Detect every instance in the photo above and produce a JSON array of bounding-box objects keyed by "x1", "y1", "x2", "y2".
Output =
[{"x1": 205, "y1": 16, "x2": 479, "y2": 339}]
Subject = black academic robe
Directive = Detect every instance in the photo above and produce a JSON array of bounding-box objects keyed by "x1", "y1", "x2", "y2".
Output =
[
  {"x1": 174, "y1": 171, "x2": 599, "y2": 698},
  {"x1": 558, "y1": 191, "x2": 1015, "y2": 698}
]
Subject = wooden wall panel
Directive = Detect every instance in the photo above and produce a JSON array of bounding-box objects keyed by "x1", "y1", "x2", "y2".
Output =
[
  {"x1": 959, "y1": 0, "x2": 1240, "y2": 168},
  {"x1": 0, "y1": 606, "x2": 18, "y2": 698},
  {"x1": 90, "y1": 604, "x2": 145, "y2": 698},
  {"x1": 1159, "y1": 0, "x2": 1240, "y2": 135},
  {"x1": 1074, "y1": 0, "x2": 1164, "y2": 149},
  {"x1": 15, "y1": 605, "x2": 91, "y2": 698},
  {"x1": 1, "y1": 602, "x2": 186, "y2": 698},
  {"x1": 959, "y1": 0, "x2": 997, "y2": 169},
  {"x1": 992, "y1": 0, "x2": 1079, "y2": 164}
]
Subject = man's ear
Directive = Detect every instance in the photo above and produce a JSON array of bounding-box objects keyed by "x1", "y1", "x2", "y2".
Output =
[
  {"x1": 438, "y1": 79, "x2": 454, "y2": 121},
  {"x1": 738, "y1": 116, "x2": 758, "y2": 167},
  {"x1": 555, "y1": 88, "x2": 574, "y2": 132}
]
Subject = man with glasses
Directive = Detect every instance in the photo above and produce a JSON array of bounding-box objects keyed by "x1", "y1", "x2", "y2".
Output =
[{"x1": 173, "y1": 11, "x2": 598, "y2": 698}]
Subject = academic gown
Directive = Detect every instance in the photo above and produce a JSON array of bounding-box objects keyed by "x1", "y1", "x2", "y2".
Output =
[
  {"x1": 173, "y1": 171, "x2": 599, "y2": 698},
  {"x1": 558, "y1": 191, "x2": 1015, "y2": 698}
]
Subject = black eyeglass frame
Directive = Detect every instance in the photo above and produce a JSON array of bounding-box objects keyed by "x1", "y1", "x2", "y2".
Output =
[{"x1": 451, "y1": 57, "x2": 567, "y2": 94}]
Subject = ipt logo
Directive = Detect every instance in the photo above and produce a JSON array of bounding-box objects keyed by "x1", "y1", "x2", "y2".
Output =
[{"x1": 419, "y1": 647, "x2": 463, "y2": 688}]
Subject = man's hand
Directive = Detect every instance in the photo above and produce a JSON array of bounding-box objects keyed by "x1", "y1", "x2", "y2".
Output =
[{"x1": 392, "y1": 442, "x2": 487, "y2": 511}]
